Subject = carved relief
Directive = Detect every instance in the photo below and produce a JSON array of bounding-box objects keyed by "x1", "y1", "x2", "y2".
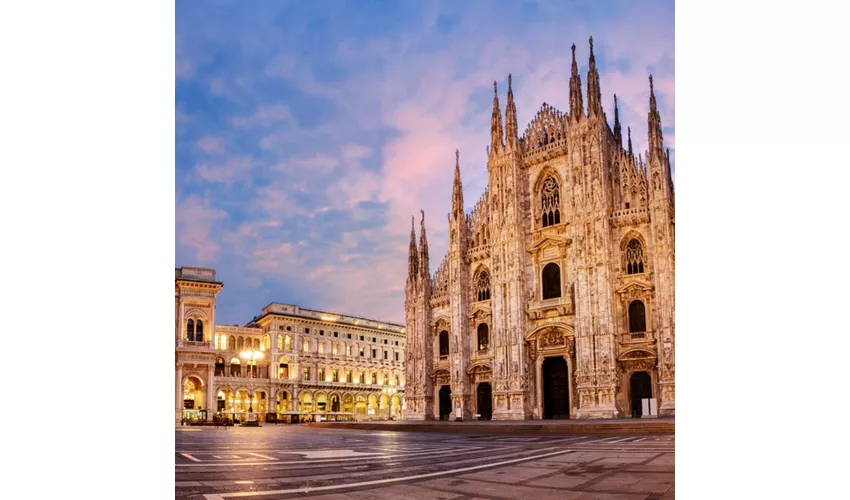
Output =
[{"x1": 541, "y1": 328, "x2": 564, "y2": 348}]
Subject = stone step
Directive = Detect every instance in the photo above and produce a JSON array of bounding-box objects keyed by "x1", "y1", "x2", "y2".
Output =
[{"x1": 310, "y1": 419, "x2": 674, "y2": 436}]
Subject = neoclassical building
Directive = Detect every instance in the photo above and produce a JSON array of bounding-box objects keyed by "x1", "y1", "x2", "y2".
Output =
[
  {"x1": 175, "y1": 267, "x2": 406, "y2": 424},
  {"x1": 404, "y1": 39, "x2": 674, "y2": 421}
]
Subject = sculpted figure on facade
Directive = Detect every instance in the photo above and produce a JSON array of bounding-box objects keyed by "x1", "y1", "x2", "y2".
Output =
[{"x1": 404, "y1": 39, "x2": 674, "y2": 420}]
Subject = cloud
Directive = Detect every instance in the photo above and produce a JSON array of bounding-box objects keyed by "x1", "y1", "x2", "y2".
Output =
[
  {"x1": 195, "y1": 156, "x2": 255, "y2": 184},
  {"x1": 195, "y1": 136, "x2": 226, "y2": 155},
  {"x1": 175, "y1": 0, "x2": 674, "y2": 324},
  {"x1": 176, "y1": 196, "x2": 228, "y2": 264}
]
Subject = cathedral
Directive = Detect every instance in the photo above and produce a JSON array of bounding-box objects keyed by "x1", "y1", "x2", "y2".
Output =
[{"x1": 404, "y1": 38, "x2": 675, "y2": 420}]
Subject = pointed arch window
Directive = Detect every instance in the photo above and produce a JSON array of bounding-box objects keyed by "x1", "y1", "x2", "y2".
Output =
[
  {"x1": 626, "y1": 239, "x2": 645, "y2": 275},
  {"x1": 542, "y1": 262, "x2": 562, "y2": 300},
  {"x1": 439, "y1": 331, "x2": 449, "y2": 357},
  {"x1": 477, "y1": 323, "x2": 489, "y2": 351},
  {"x1": 195, "y1": 320, "x2": 204, "y2": 342},
  {"x1": 187, "y1": 319, "x2": 195, "y2": 341},
  {"x1": 629, "y1": 300, "x2": 647, "y2": 333},
  {"x1": 541, "y1": 177, "x2": 561, "y2": 227},
  {"x1": 476, "y1": 270, "x2": 491, "y2": 301}
]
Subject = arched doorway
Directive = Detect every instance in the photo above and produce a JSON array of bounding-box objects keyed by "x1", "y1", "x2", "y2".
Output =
[
  {"x1": 329, "y1": 394, "x2": 340, "y2": 412},
  {"x1": 355, "y1": 394, "x2": 367, "y2": 418},
  {"x1": 277, "y1": 390, "x2": 290, "y2": 415},
  {"x1": 367, "y1": 394, "x2": 379, "y2": 418},
  {"x1": 476, "y1": 382, "x2": 492, "y2": 420},
  {"x1": 542, "y1": 357, "x2": 570, "y2": 419},
  {"x1": 439, "y1": 386, "x2": 452, "y2": 421},
  {"x1": 343, "y1": 394, "x2": 354, "y2": 414},
  {"x1": 630, "y1": 371, "x2": 652, "y2": 418}
]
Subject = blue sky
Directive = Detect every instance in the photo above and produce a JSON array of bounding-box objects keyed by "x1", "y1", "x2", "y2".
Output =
[{"x1": 175, "y1": 0, "x2": 674, "y2": 325}]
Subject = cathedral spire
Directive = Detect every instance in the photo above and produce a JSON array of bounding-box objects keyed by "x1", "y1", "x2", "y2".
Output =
[
  {"x1": 490, "y1": 81, "x2": 504, "y2": 154},
  {"x1": 586, "y1": 36, "x2": 602, "y2": 117},
  {"x1": 647, "y1": 75, "x2": 664, "y2": 162},
  {"x1": 505, "y1": 74, "x2": 519, "y2": 150},
  {"x1": 569, "y1": 43, "x2": 584, "y2": 120},
  {"x1": 452, "y1": 149, "x2": 464, "y2": 218},
  {"x1": 627, "y1": 126, "x2": 633, "y2": 159},
  {"x1": 418, "y1": 210, "x2": 430, "y2": 281},
  {"x1": 613, "y1": 94, "x2": 622, "y2": 147},
  {"x1": 407, "y1": 215, "x2": 418, "y2": 280}
]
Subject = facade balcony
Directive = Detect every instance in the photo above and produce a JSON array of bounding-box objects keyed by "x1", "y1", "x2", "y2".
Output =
[
  {"x1": 526, "y1": 295, "x2": 574, "y2": 320},
  {"x1": 297, "y1": 379, "x2": 405, "y2": 392},
  {"x1": 617, "y1": 330, "x2": 656, "y2": 345},
  {"x1": 178, "y1": 340, "x2": 213, "y2": 350}
]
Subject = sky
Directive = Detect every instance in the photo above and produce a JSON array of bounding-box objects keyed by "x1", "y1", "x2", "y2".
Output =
[{"x1": 175, "y1": 0, "x2": 674, "y2": 326}]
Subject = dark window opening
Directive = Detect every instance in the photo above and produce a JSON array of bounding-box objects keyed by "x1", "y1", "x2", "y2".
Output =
[
  {"x1": 477, "y1": 324, "x2": 490, "y2": 350},
  {"x1": 629, "y1": 300, "x2": 647, "y2": 333},
  {"x1": 542, "y1": 262, "x2": 562, "y2": 300},
  {"x1": 439, "y1": 331, "x2": 450, "y2": 356}
]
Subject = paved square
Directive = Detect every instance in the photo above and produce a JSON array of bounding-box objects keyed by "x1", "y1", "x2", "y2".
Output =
[{"x1": 176, "y1": 426, "x2": 674, "y2": 499}]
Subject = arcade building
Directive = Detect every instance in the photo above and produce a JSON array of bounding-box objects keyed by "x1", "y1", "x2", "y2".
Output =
[{"x1": 175, "y1": 266, "x2": 406, "y2": 424}]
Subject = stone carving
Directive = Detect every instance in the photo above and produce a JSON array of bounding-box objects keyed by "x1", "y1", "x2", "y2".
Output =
[
  {"x1": 403, "y1": 51, "x2": 675, "y2": 419},
  {"x1": 541, "y1": 328, "x2": 564, "y2": 347}
]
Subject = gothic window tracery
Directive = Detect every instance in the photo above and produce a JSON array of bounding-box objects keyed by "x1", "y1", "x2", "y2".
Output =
[
  {"x1": 541, "y1": 177, "x2": 561, "y2": 227},
  {"x1": 477, "y1": 324, "x2": 489, "y2": 351},
  {"x1": 542, "y1": 262, "x2": 562, "y2": 300},
  {"x1": 629, "y1": 300, "x2": 647, "y2": 333},
  {"x1": 476, "y1": 270, "x2": 491, "y2": 301},
  {"x1": 625, "y1": 239, "x2": 645, "y2": 274}
]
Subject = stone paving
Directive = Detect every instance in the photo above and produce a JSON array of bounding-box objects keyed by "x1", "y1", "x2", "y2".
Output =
[{"x1": 176, "y1": 425, "x2": 674, "y2": 499}]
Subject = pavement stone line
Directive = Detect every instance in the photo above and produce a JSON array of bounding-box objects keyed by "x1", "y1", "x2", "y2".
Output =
[{"x1": 176, "y1": 427, "x2": 674, "y2": 500}]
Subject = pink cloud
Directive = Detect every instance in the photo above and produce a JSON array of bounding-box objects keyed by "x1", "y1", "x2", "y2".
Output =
[
  {"x1": 195, "y1": 136, "x2": 226, "y2": 155},
  {"x1": 232, "y1": 103, "x2": 294, "y2": 129},
  {"x1": 195, "y1": 156, "x2": 255, "y2": 184},
  {"x1": 176, "y1": 196, "x2": 227, "y2": 263}
]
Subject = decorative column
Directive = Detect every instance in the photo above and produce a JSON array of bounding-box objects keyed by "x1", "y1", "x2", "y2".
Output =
[
  {"x1": 178, "y1": 299, "x2": 185, "y2": 347},
  {"x1": 563, "y1": 354, "x2": 574, "y2": 418},
  {"x1": 535, "y1": 355, "x2": 543, "y2": 419},
  {"x1": 175, "y1": 364, "x2": 183, "y2": 424},
  {"x1": 206, "y1": 364, "x2": 215, "y2": 420}
]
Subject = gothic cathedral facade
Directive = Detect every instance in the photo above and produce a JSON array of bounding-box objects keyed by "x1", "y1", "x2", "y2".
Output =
[{"x1": 404, "y1": 39, "x2": 675, "y2": 420}]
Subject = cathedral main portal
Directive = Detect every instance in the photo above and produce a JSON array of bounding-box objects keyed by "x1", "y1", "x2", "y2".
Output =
[
  {"x1": 439, "y1": 386, "x2": 452, "y2": 420},
  {"x1": 476, "y1": 382, "x2": 492, "y2": 420},
  {"x1": 543, "y1": 357, "x2": 570, "y2": 419},
  {"x1": 630, "y1": 371, "x2": 652, "y2": 418}
]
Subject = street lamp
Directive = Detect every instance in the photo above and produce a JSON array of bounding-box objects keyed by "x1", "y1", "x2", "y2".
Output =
[{"x1": 240, "y1": 349, "x2": 263, "y2": 414}]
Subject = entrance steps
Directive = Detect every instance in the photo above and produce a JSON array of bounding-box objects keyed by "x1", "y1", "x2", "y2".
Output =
[{"x1": 310, "y1": 418, "x2": 674, "y2": 436}]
